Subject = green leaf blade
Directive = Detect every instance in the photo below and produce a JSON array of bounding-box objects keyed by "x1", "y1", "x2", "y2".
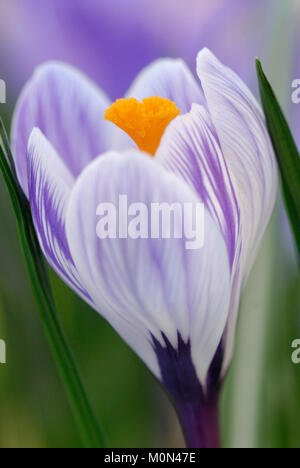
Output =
[{"x1": 256, "y1": 59, "x2": 300, "y2": 259}]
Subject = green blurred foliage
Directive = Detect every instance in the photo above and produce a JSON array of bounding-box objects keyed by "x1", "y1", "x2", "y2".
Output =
[{"x1": 221, "y1": 202, "x2": 300, "y2": 448}]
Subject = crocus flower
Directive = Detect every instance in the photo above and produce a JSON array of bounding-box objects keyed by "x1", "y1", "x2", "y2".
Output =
[{"x1": 11, "y1": 48, "x2": 277, "y2": 448}]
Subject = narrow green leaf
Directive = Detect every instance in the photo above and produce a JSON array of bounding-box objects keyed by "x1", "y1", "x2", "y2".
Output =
[
  {"x1": 0, "y1": 118, "x2": 106, "y2": 448},
  {"x1": 0, "y1": 117, "x2": 18, "y2": 178},
  {"x1": 256, "y1": 59, "x2": 300, "y2": 259}
]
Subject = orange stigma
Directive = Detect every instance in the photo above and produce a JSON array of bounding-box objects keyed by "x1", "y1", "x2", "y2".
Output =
[{"x1": 105, "y1": 96, "x2": 180, "y2": 155}]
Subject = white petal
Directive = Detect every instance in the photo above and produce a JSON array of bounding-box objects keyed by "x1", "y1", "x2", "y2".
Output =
[
  {"x1": 197, "y1": 48, "x2": 278, "y2": 371},
  {"x1": 126, "y1": 58, "x2": 204, "y2": 113},
  {"x1": 156, "y1": 103, "x2": 241, "y2": 271},
  {"x1": 65, "y1": 150, "x2": 231, "y2": 384},
  {"x1": 27, "y1": 128, "x2": 91, "y2": 304},
  {"x1": 12, "y1": 61, "x2": 112, "y2": 195}
]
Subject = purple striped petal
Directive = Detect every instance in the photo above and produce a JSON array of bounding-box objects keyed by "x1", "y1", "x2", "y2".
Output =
[
  {"x1": 27, "y1": 128, "x2": 91, "y2": 304},
  {"x1": 65, "y1": 150, "x2": 231, "y2": 385},
  {"x1": 197, "y1": 49, "x2": 277, "y2": 372},
  {"x1": 156, "y1": 104, "x2": 241, "y2": 271},
  {"x1": 12, "y1": 62, "x2": 112, "y2": 196},
  {"x1": 126, "y1": 59, "x2": 204, "y2": 114},
  {"x1": 156, "y1": 49, "x2": 277, "y2": 376}
]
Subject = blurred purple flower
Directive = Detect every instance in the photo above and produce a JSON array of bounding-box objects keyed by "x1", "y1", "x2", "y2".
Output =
[
  {"x1": 0, "y1": 0, "x2": 275, "y2": 99},
  {"x1": 11, "y1": 48, "x2": 277, "y2": 447}
]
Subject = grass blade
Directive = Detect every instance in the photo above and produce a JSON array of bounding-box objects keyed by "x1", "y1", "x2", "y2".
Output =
[{"x1": 256, "y1": 59, "x2": 300, "y2": 259}]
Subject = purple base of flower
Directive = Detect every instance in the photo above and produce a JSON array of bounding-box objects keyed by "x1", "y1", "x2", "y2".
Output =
[{"x1": 152, "y1": 332, "x2": 223, "y2": 448}]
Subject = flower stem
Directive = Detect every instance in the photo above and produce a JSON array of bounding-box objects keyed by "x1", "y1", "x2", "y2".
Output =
[{"x1": 178, "y1": 392, "x2": 220, "y2": 448}]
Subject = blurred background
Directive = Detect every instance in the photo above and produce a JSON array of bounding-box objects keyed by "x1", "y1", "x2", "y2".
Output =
[{"x1": 0, "y1": 0, "x2": 299, "y2": 448}]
